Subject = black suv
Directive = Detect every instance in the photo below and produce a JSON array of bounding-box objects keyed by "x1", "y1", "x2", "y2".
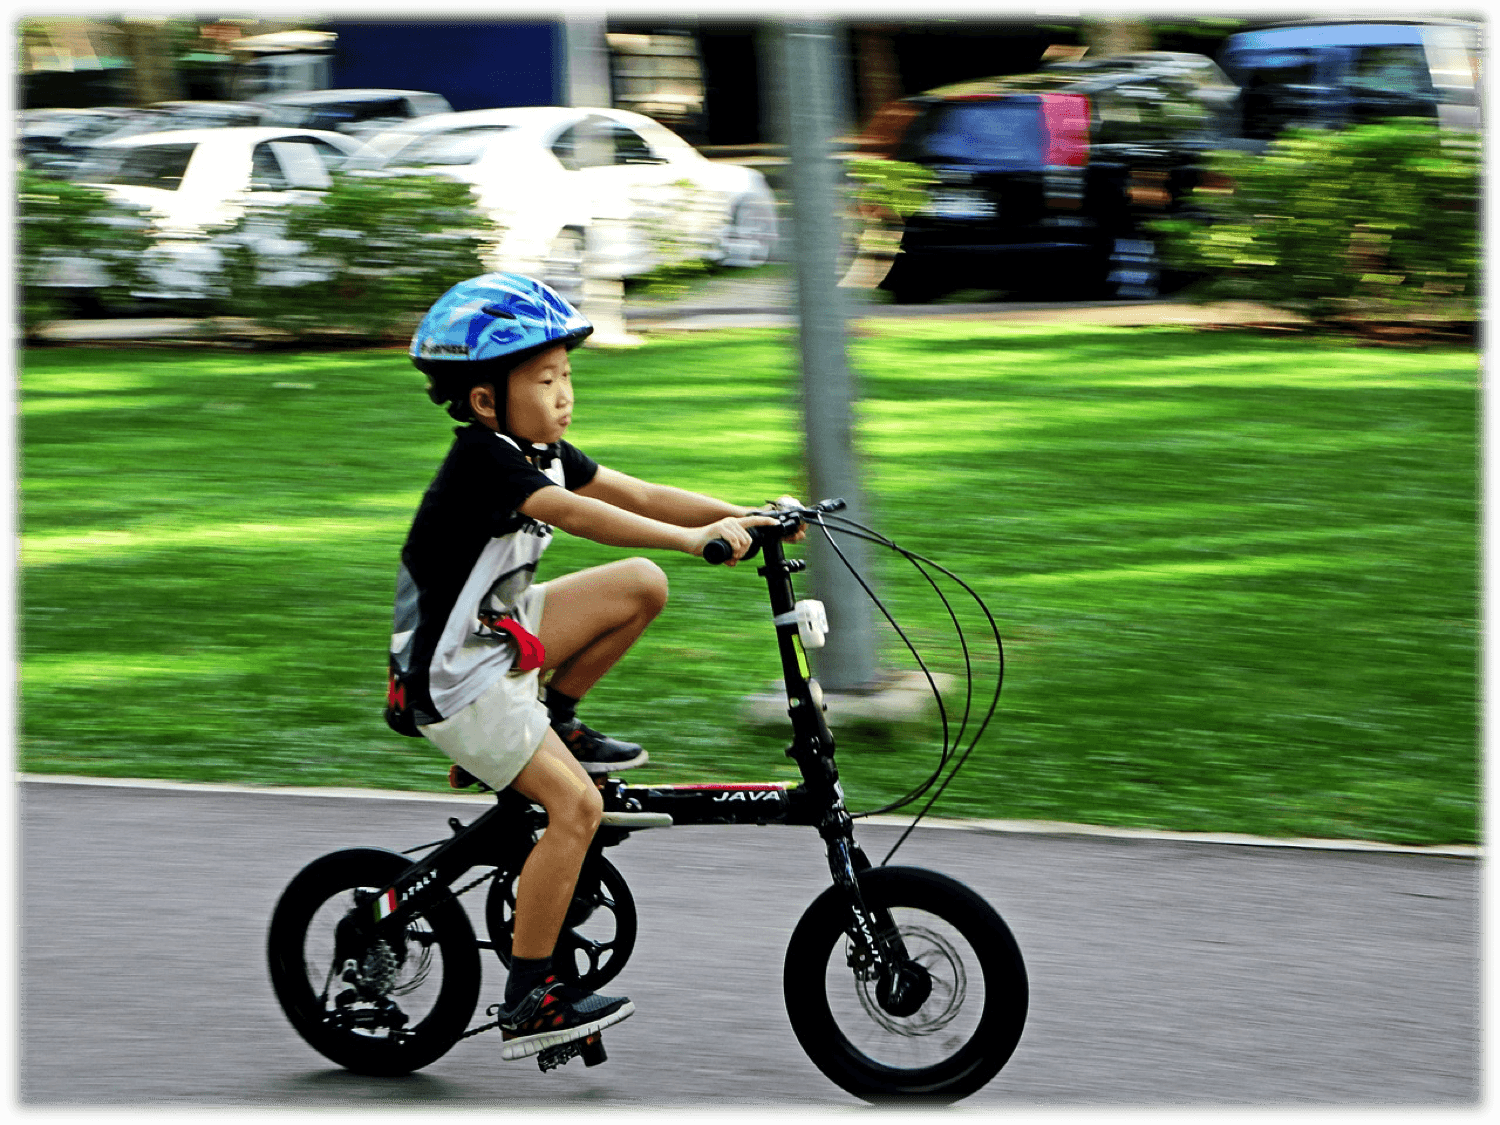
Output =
[
  {"x1": 865, "y1": 52, "x2": 1241, "y2": 303},
  {"x1": 1218, "y1": 18, "x2": 1481, "y2": 141}
]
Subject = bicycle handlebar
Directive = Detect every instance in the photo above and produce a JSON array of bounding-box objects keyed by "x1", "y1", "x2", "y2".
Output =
[{"x1": 702, "y1": 497, "x2": 845, "y2": 565}]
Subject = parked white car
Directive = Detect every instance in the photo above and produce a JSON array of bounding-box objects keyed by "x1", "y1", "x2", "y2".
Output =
[
  {"x1": 78, "y1": 126, "x2": 365, "y2": 300},
  {"x1": 357, "y1": 105, "x2": 778, "y2": 295}
]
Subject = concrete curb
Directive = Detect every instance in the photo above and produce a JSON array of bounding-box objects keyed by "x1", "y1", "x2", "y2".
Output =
[
  {"x1": 28, "y1": 300, "x2": 1306, "y2": 344},
  {"x1": 621, "y1": 299, "x2": 1308, "y2": 333},
  {"x1": 17, "y1": 773, "x2": 1479, "y2": 859}
]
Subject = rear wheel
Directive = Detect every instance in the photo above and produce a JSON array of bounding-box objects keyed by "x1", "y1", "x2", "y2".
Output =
[
  {"x1": 880, "y1": 256, "x2": 944, "y2": 304},
  {"x1": 784, "y1": 865, "x2": 1027, "y2": 1103},
  {"x1": 267, "y1": 848, "x2": 481, "y2": 1076}
]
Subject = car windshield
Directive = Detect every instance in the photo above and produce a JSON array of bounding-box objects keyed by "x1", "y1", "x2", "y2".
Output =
[
  {"x1": 147, "y1": 107, "x2": 261, "y2": 130},
  {"x1": 80, "y1": 142, "x2": 197, "y2": 189},
  {"x1": 899, "y1": 100, "x2": 1046, "y2": 171},
  {"x1": 406, "y1": 93, "x2": 452, "y2": 117},
  {"x1": 387, "y1": 125, "x2": 513, "y2": 166},
  {"x1": 1223, "y1": 47, "x2": 1323, "y2": 89},
  {"x1": 265, "y1": 98, "x2": 409, "y2": 129}
]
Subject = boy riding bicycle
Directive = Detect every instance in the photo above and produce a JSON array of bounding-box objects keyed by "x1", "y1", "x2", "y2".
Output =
[{"x1": 389, "y1": 272, "x2": 790, "y2": 1060}]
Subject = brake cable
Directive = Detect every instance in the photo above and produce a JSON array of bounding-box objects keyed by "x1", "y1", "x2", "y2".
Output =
[{"x1": 800, "y1": 510, "x2": 1006, "y2": 865}]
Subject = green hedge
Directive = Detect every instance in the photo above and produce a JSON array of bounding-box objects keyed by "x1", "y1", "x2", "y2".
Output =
[
  {"x1": 215, "y1": 170, "x2": 490, "y2": 342},
  {"x1": 1154, "y1": 120, "x2": 1480, "y2": 326},
  {"x1": 15, "y1": 169, "x2": 152, "y2": 333}
]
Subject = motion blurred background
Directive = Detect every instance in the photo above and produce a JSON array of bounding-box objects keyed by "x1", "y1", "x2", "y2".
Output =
[
  {"x1": 14, "y1": 9, "x2": 1481, "y2": 849},
  {"x1": 17, "y1": 10, "x2": 1481, "y2": 323}
]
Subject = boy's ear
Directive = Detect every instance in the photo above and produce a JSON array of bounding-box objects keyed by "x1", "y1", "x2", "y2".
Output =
[{"x1": 468, "y1": 383, "x2": 498, "y2": 427}]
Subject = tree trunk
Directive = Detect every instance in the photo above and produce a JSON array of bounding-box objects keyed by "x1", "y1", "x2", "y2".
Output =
[
  {"x1": 851, "y1": 24, "x2": 902, "y2": 127},
  {"x1": 1084, "y1": 18, "x2": 1152, "y2": 58},
  {"x1": 116, "y1": 19, "x2": 181, "y2": 105}
]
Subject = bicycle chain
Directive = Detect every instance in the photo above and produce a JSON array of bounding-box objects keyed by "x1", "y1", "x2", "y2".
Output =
[
  {"x1": 451, "y1": 867, "x2": 508, "y2": 1041},
  {"x1": 453, "y1": 868, "x2": 499, "y2": 900},
  {"x1": 462, "y1": 1004, "x2": 506, "y2": 1040}
]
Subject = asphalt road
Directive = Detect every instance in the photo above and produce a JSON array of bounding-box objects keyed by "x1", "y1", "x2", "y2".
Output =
[{"x1": 18, "y1": 779, "x2": 1480, "y2": 1109}]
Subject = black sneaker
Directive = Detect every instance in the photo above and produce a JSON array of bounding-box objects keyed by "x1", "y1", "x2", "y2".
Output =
[
  {"x1": 497, "y1": 976, "x2": 635, "y2": 1060},
  {"x1": 554, "y1": 719, "x2": 649, "y2": 775}
]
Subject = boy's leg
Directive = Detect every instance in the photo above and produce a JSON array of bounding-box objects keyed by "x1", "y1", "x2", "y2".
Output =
[
  {"x1": 497, "y1": 728, "x2": 634, "y2": 1058},
  {"x1": 536, "y1": 556, "x2": 667, "y2": 699},
  {"x1": 535, "y1": 557, "x2": 666, "y2": 772},
  {"x1": 505, "y1": 728, "x2": 604, "y2": 959}
]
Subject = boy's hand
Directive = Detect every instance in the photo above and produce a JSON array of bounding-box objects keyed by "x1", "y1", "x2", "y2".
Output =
[
  {"x1": 692, "y1": 514, "x2": 779, "y2": 566},
  {"x1": 762, "y1": 496, "x2": 808, "y2": 544}
]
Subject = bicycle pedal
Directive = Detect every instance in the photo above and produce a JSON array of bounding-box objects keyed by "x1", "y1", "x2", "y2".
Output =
[{"x1": 536, "y1": 1032, "x2": 607, "y2": 1072}]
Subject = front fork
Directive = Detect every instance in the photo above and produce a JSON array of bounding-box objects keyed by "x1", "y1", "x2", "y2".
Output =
[
  {"x1": 797, "y1": 741, "x2": 912, "y2": 984},
  {"x1": 820, "y1": 802, "x2": 915, "y2": 985}
]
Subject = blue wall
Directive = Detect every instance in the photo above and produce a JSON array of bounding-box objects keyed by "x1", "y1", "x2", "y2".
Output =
[{"x1": 327, "y1": 21, "x2": 564, "y2": 111}]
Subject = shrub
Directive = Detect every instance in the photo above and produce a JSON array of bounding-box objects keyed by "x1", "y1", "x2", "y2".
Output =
[
  {"x1": 1153, "y1": 120, "x2": 1480, "y2": 326},
  {"x1": 216, "y1": 170, "x2": 490, "y2": 342},
  {"x1": 15, "y1": 169, "x2": 153, "y2": 333},
  {"x1": 626, "y1": 177, "x2": 718, "y2": 298},
  {"x1": 846, "y1": 157, "x2": 937, "y2": 220},
  {"x1": 840, "y1": 158, "x2": 936, "y2": 290}
]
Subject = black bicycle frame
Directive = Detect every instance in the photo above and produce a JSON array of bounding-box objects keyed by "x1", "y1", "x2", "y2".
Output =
[{"x1": 357, "y1": 531, "x2": 907, "y2": 976}]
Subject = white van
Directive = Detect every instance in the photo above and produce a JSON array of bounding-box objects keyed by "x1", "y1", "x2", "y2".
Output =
[{"x1": 1219, "y1": 18, "x2": 1481, "y2": 139}]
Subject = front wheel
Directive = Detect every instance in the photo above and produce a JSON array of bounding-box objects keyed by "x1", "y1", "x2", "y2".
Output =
[
  {"x1": 267, "y1": 848, "x2": 481, "y2": 1076},
  {"x1": 784, "y1": 866, "x2": 1027, "y2": 1103}
]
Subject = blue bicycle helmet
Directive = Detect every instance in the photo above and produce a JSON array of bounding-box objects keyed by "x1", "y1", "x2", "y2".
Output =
[{"x1": 410, "y1": 272, "x2": 593, "y2": 424}]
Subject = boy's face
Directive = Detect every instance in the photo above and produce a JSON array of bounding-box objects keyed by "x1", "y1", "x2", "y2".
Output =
[{"x1": 472, "y1": 344, "x2": 573, "y2": 443}]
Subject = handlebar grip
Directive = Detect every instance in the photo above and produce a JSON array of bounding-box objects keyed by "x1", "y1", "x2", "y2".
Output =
[
  {"x1": 702, "y1": 518, "x2": 799, "y2": 565},
  {"x1": 702, "y1": 537, "x2": 736, "y2": 565}
]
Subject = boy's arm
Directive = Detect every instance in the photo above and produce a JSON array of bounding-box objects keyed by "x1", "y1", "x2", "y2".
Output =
[
  {"x1": 576, "y1": 465, "x2": 759, "y2": 525},
  {"x1": 521, "y1": 483, "x2": 770, "y2": 562}
]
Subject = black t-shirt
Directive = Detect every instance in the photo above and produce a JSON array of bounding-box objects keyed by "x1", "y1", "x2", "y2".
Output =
[{"x1": 391, "y1": 425, "x2": 598, "y2": 722}]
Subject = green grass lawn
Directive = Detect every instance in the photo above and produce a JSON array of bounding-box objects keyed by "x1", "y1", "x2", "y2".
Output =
[{"x1": 15, "y1": 322, "x2": 1479, "y2": 844}]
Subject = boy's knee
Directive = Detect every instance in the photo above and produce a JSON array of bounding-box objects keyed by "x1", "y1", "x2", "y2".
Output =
[
  {"x1": 553, "y1": 781, "x2": 604, "y2": 839},
  {"x1": 628, "y1": 557, "x2": 669, "y2": 616}
]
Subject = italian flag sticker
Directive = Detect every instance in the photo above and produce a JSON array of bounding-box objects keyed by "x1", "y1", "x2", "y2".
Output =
[{"x1": 373, "y1": 888, "x2": 398, "y2": 922}]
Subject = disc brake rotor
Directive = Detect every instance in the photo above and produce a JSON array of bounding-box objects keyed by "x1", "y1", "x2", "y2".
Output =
[{"x1": 851, "y1": 923, "x2": 966, "y2": 1036}]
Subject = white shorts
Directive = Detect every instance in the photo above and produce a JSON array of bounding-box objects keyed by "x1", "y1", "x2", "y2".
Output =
[{"x1": 418, "y1": 582, "x2": 550, "y2": 791}]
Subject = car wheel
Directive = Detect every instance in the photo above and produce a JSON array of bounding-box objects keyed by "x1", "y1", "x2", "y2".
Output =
[
  {"x1": 542, "y1": 228, "x2": 586, "y2": 306},
  {"x1": 882, "y1": 268, "x2": 942, "y2": 305},
  {"x1": 719, "y1": 195, "x2": 777, "y2": 268}
]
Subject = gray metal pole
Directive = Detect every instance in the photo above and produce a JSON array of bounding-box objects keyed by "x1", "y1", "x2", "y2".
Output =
[
  {"x1": 561, "y1": 16, "x2": 611, "y2": 108},
  {"x1": 774, "y1": 19, "x2": 878, "y2": 692}
]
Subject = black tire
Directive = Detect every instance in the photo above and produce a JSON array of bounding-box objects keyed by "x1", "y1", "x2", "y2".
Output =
[
  {"x1": 484, "y1": 852, "x2": 637, "y2": 992},
  {"x1": 880, "y1": 258, "x2": 943, "y2": 305},
  {"x1": 783, "y1": 866, "x2": 1027, "y2": 1104},
  {"x1": 267, "y1": 848, "x2": 481, "y2": 1077}
]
